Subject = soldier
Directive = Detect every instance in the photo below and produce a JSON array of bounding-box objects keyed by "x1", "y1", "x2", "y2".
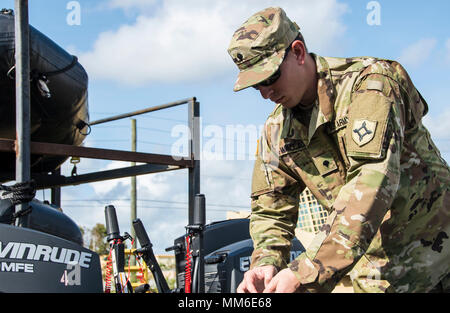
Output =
[{"x1": 227, "y1": 7, "x2": 449, "y2": 293}]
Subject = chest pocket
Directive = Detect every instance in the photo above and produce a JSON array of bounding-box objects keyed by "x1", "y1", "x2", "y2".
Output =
[
  {"x1": 280, "y1": 131, "x2": 346, "y2": 210},
  {"x1": 308, "y1": 138, "x2": 339, "y2": 177},
  {"x1": 279, "y1": 139, "x2": 318, "y2": 176},
  {"x1": 280, "y1": 136, "x2": 340, "y2": 178}
]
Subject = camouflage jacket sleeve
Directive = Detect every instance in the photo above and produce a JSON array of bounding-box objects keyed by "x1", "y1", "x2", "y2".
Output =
[
  {"x1": 288, "y1": 72, "x2": 407, "y2": 292},
  {"x1": 249, "y1": 112, "x2": 305, "y2": 271}
]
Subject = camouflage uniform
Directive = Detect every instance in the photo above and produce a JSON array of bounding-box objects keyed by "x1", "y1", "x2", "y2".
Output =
[{"x1": 228, "y1": 7, "x2": 450, "y2": 293}]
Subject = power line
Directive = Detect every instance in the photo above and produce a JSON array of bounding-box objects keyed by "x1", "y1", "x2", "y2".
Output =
[
  {"x1": 87, "y1": 139, "x2": 129, "y2": 142},
  {"x1": 91, "y1": 113, "x2": 261, "y2": 139},
  {"x1": 137, "y1": 140, "x2": 174, "y2": 147},
  {"x1": 137, "y1": 127, "x2": 172, "y2": 134},
  {"x1": 92, "y1": 125, "x2": 130, "y2": 129},
  {"x1": 55, "y1": 167, "x2": 252, "y2": 180},
  {"x1": 60, "y1": 204, "x2": 240, "y2": 212},
  {"x1": 62, "y1": 198, "x2": 249, "y2": 209}
]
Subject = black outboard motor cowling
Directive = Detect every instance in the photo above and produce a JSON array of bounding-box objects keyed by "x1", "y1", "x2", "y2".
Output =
[
  {"x1": 0, "y1": 199, "x2": 83, "y2": 245},
  {"x1": 0, "y1": 200, "x2": 103, "y2": 292}
]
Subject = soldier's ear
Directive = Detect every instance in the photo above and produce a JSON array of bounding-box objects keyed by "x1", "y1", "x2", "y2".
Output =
[{"x1": 291, "y1": 40, "x2": 306, "y2": 65}]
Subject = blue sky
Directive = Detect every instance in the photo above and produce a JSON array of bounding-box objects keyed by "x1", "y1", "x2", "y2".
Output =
[{"x1": 4, "y1": 0, "x2": 450, "y2": 253}]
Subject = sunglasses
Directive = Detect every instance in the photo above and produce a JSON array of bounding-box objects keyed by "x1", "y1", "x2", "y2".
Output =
[
  {"x1": 253, "y1": 47, "x2": 290, "y2": 89},
  {"x1": 253, "y1": 67, "x2": 282, "y2": 89}
]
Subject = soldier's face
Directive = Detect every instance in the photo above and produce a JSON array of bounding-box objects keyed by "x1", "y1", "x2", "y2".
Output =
[{"x1": 254, "y1": 42, "x2": 310, "y2": 109}]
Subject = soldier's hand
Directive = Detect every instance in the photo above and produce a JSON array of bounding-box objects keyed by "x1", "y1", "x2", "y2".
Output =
[
  {"x1": 262, "y1": 268, "x2": 301, "y2": 293},
  {"x1": 237, "y1": 265, "x2": 278, "y2": 293}
]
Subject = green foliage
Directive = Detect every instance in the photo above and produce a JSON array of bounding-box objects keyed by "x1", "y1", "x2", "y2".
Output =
[{"x1": 89, "y1": 223, "x2": 108, "y2": 255}]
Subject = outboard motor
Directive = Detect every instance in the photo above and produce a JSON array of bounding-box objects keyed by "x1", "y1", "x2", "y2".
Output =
[
  {"x1": 171, "y1": 218, "x2": 305, "y2": 293},
  {"x1": 0, "y1": 186, "x2": 103, "y2": 292}
]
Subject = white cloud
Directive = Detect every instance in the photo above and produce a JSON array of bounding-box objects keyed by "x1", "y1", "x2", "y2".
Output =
[
  {"x1": 89, "y1": 161, "x2": 129, "y2": 196},
  {"x1": 108, "y1": 0, "x2": 159, "y2": 11},
  {"x1": 422, "y1": 109, "x2": 450, "y2": 164},
  {"x1": 200, "y1": 162, "x2": 252, "y2": 221},
  {"x1": 398, "y1": 38, "x2": 437, "y2": 68},
  {"x1": 79, "y1": 0, "x2": 349, "y2": 86},
  {"x1": 423, "y1": 109, "x2": 450, "y2": 141}
]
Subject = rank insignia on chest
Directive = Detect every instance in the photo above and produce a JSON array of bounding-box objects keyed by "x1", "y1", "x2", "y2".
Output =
[{"x1": 352, "y1": 119, "x2": 377, "y2": 146}]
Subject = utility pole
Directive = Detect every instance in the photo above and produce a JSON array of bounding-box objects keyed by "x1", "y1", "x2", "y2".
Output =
[{"x1": 130, "y1": 119, "x2": 137, "y2": 271}]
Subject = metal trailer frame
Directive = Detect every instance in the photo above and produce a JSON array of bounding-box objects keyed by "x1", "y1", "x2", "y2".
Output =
[
  {"x1": 7, "y1": 0, "x2": 205, "y2": 293},
  {"x1": 7, "y1": 0, "x2": 201, "y2": 239}
]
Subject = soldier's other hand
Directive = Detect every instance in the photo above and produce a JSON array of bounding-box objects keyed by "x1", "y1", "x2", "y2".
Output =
[
  {"x1": 262, "y1": 268, "x2": 301, "y2": 293},
  {"x1": 237, "y1": 265, "x2": 277, "y2": 293}
]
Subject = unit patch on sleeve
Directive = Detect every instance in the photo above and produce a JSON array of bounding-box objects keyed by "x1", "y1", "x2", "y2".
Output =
[
  {"x1": 345, "y1": 91, "x2": 392, "y2": 159},
  {"x1": 352, "y1": 119, "x2": 377, "y2": 146}
]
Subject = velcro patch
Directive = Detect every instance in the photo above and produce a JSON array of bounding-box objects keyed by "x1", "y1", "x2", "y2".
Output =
[
  {"x1": 346, "y1": 91, "x2": 391, "y2": 159},
  {"x1": 366, "y1": 80, "x2": 383, "y2": 92},
  {"x1": 311, "y1": 151, "x2": 338, "y2": 176}
]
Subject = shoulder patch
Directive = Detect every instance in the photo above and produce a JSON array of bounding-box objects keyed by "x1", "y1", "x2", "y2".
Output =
[{"x1": 346, "y1": 91, "x2": 391, "y2": 159}]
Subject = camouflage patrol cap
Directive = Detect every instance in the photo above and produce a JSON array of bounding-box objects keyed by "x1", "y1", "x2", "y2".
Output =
[{"x1": 227, "y1": 7, "x2": 300, "y2": 92}]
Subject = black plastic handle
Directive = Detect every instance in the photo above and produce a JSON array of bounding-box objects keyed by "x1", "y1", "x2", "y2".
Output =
[
  {"x1": 134, "y1": 283, "x2": 150, "y2": 293},
  {"x1": 132, "y1": 218, "x2": 170, "y2": 293},
  {"x1": 193, "y1": 194, "x2": 206, "y2": 226},
  {"x1": 132, "y1": 218, "x2": 152, "y2": 248},
  {"x1": 105, "y1": 205, "x2": 121, "y2": 241}
]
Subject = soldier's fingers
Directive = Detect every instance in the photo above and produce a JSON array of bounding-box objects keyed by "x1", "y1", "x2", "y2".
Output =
[
  {"x1": 244, "y1": 270, "x2": 262, "y2": 293},
  {"x1": 236, "y1": 281, "x2": 248, "y2": 293},
  {"x1": 263, "y1": 276, "x2": 277, "y2": 293},
  {"x1": 264, "y1": 269, "x2": 274, "y2": 287},
  {"x1": 237, "y1": 272, "x2": 252, "y2": 293},
  {"x1": 246, "y1": 278, "x2": 259, "y2": 293}
]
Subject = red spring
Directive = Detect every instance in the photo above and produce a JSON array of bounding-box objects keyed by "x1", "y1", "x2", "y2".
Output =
[
  {"x1": 104, "y1": 244, "x2": 114, "y2": 293},
  {"x1": 184, "y1": 235, "x2": 192, "y2": 293},
  {"x1": 136, "y1": 256, "x2": 147, "y2": 284},
  {"x1": 123, "y1": 238, "x2": 135, "y2": 291}
]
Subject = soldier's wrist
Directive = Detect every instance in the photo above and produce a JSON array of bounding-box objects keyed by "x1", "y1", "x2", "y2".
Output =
[
  {"x1": 251, "y1": 256, "x2": 286, "y2": 272},
  {"x1": 287, "y1": 252, "x2": 319, "y2": 286}
]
